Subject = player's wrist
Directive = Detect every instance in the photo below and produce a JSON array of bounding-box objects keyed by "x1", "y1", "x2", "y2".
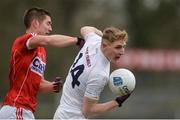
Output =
[
  {"x1": 76, "y1": 37, "x2": 85, "y2": 49},
  {"x1": 76, "y1": 37, "x2": 83, "y2": 45},
  {"x1": 115, "y1": 94, "x2": 131, "y2": 107},
  {"x1": 115, "y1": 97, "x2": 122, "y2": 107}
]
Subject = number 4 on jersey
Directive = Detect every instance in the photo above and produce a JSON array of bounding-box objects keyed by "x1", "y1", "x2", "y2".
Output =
[{"x1": 70, "y1": 53, "x2": 84, "y2": 88}]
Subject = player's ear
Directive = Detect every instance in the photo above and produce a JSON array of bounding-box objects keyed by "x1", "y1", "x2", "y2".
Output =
[
  {"x1": 102, "y1": 40, "x2": 110, "y2": 48},
  {"x1": 31, "y1": 19, "x2": 40, "y2": 29}
]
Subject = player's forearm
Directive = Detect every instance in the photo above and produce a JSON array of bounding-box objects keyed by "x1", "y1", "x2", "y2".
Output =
[
  {"x1": 39, "y1": 79, "x2": 54, "y2": 93},
  {"x1": 29, "y1": 35, "x2": 77, "y2": 48},
  {"x1": 83, "y1": 100, "x2": 118, "y2": 118},
  {"x1": 92, "y1": 100, "x2": 118, "y2": 114},
  {"x1": 94, "y1": 28, "x2": 103, "y2": 37},
  {"x1": 45, "y1": 35, "x2": 77, "y2": 47}
]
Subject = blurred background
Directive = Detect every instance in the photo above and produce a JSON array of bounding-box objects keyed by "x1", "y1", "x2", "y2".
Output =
[{"x1": 0, "y1": 0, "x2": 180, "y2": 119}]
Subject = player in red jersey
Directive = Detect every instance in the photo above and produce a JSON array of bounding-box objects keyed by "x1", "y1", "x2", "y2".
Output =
[{"x1": 0, "y1": 7, "x2": 84, "y2": 119}]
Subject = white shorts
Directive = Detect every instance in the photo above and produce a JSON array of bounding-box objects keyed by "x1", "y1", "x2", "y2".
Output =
[
  {"x1": 0, "y1": 105, "x2": 34, "y2": 119},
  {"x1": 53, "y1": 106, "x2": 86, "y2": 119}
]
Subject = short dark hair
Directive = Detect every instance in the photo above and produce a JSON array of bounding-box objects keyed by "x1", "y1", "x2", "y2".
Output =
[{"x1": 23, "y1": 7, "x2": 51, "y2": 29}]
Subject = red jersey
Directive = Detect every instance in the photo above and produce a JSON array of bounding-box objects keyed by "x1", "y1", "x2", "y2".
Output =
[{"x1": 3, "y1": 33, "x2": 46, "y2": 113}]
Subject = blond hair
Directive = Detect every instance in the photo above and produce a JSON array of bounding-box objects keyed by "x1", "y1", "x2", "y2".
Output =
[{"x1": 102, "y1": 27, "x2": 128, "y2": 43}]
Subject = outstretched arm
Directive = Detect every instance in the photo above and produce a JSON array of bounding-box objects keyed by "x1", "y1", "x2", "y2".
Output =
[{"x1": 27, "y1": 34, "x2": 78, "y2": 49}]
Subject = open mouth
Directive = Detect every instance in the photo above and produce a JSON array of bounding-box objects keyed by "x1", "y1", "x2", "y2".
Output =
[{"x1": 115, "y1": 56, "x2": 121, "y2": 60}]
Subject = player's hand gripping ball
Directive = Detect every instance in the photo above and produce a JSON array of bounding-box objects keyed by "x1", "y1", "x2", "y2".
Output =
[{"x1": 109, "y1": 68, "x2": 136, "y2": 96}]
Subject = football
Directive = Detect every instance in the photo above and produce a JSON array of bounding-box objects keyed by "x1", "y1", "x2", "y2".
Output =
[{"x1": 109, "y1": 68, "x2": 136, "y2": 96}]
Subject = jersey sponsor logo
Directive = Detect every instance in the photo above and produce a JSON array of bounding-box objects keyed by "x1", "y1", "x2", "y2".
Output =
[{"x1": 30, "y1": 56, "x2": 46, "y2": 76}]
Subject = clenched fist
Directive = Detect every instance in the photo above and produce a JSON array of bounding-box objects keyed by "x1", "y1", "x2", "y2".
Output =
[{"x1": 53, "y1": 77, "x2": 64, "y2": 93}]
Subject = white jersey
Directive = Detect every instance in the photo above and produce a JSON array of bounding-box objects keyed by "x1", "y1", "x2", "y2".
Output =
[{"x1": 54, "y1": 32, "x2": 110, "y2": 119}]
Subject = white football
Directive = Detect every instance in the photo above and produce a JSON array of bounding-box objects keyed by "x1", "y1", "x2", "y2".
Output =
[{"x1": 109, "y1": 68, "x2": 136, "y2": 96}]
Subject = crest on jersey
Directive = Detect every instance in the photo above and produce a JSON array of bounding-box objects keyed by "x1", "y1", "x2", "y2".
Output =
[{"x1": 30, "y1": 56, "x2": 46, "y2": 76}]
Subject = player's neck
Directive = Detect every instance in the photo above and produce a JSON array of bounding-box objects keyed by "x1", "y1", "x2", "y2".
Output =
[
  {"x1": 101, "y1": 45, "x2": 111, "y2": 62},
  {"x1": 26, "y1": 28, "x2": 38, "y2": 34}
]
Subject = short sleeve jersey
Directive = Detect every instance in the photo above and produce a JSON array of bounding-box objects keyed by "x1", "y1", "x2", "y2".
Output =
[
  {"x1": 56, "y1": 32, "x2": 110, "y2": 119},
  {"x1": 3, "y1": 33, "x2": 46, "y2": 113}
]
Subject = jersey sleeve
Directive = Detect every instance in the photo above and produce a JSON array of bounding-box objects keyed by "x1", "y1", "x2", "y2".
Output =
[
  {"x1": 84, "y1": 32, "x2": 102, "y2": 43},
  {"x1": 84, "y1": 73, "x2": 108, "y2": 101},
  {"x1": 26, "y1": 33, "x2": 37, "y2": 50}
]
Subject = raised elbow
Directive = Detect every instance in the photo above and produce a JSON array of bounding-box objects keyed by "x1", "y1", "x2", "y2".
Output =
[
  {"x1": 80, "y1": 26, "x2": 88, "y2": 36},
  {"x1": 80, "y1": 26, "x2": 94, "y2": 37}
]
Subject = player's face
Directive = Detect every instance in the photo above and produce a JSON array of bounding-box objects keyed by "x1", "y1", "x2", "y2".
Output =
[
  {"x1": 107, "y1": 40, "x2": 126, "y2": 64},
  {"x1": 37, "y1": 15, "x2": 52, "y2": 35}
]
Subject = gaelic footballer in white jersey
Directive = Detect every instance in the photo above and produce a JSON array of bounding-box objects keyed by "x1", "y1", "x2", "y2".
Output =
[{"x1": 54, "y1": 32, "x2": 110, "y2": 119}]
